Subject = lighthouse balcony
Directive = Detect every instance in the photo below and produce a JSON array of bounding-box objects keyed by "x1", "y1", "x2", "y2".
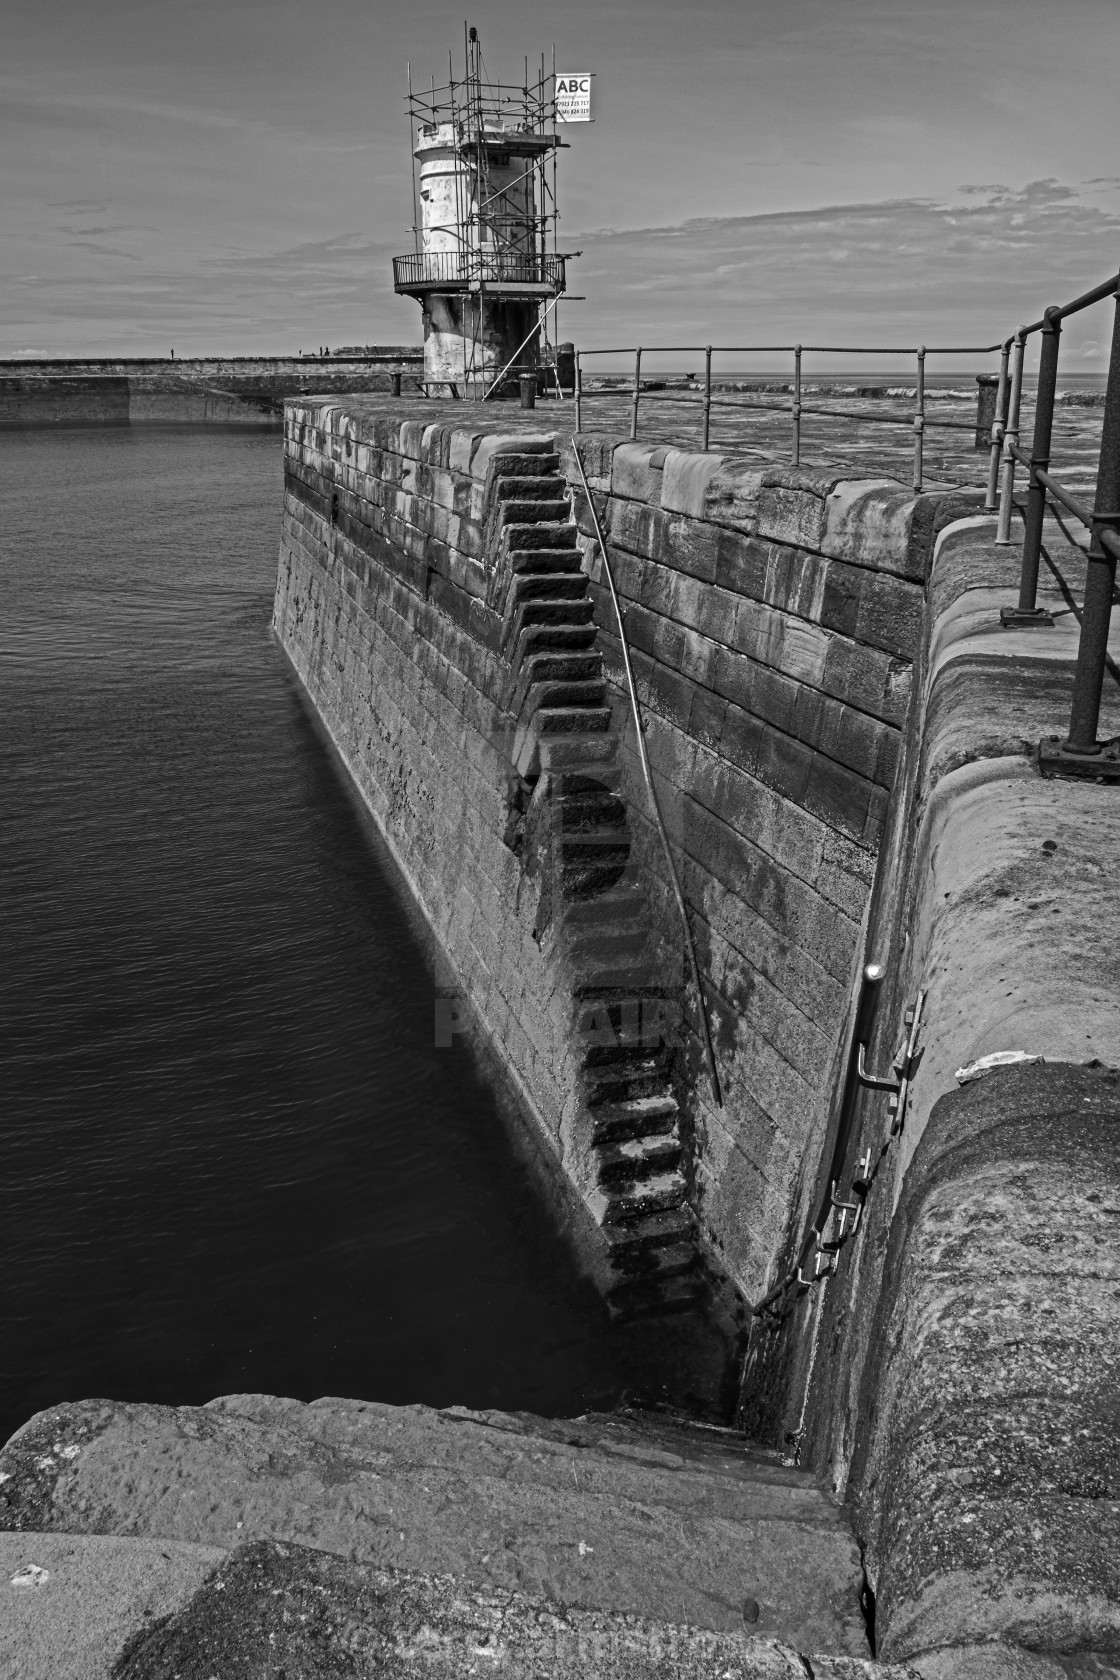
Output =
[{"x1": 392, "y1": 251, "x2": 566, "y2": 298}]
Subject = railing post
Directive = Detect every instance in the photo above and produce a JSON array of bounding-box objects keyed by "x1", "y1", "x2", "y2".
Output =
[
  {"x1": 996, "y1": 333, "x2": 1026, "y2": 544},
  {"x1": 792, "y1": 344, "x2": 802, "y2": 466},
  {"x1": 1004, "y1": 306, "x2": 1061, "y2": 627},
  {"x1": 574, "y1": 354, "x2": 582, "y2": 431},
  {"x1": 702, "y1": 345, "x2": 712, "y2": 452},
  {"x1": 984, "y1": 342, "x2": 1010, "y2": 511},
  {"x1": 1042, "y1": 282, "x2": 1120, "y2": 775},
  {"x1": 912, "y1": 346, "x2": 925, "y2": 493},
  {"x1": 630, "y1": 346, "x2": 642, "y2": 441}
]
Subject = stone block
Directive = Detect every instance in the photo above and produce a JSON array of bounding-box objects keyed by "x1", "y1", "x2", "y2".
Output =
[
  {"x1": 821, "y1": 480, "x2": 924, "y2": 578},
  {"x1": 699, "y1": 462, "x2": 767, "y2": 533},
  {"x1": 563, "y1": 431, "x2": 620, "y2": 487},
  {"x1": 714, "y1": 528, "x2": 770, "y2": 597},
  {"x1": 470, "y1": 432, "x2": 558, "y2": 482},
  {"x1": 678, "y1": 623, "x2": 720, "y2": 692},
  {"x1": 822, "y1": 636, "x2": 906, "y2": 725},
  {"x1": 761, "y1": 466, "x2": 846, "y2": 498},
  {"x1": 855, "y1": 570, "x2": 925, "y2": 660},
  {"x1": 399, "y1": 419, "x2": 426, "y2": 460},
  {"x1": 818, "y1": 560, "x2": 863, "y2": 639},
  {"x1": 607, "y1": 496, "x2": 672, "y2": 564},
  {"x1": 757, "y1": 485, "x2": 828, "y2": 551},
  {"x1": 689, "y1": 685, "x2": 729, "y2": 753},
  {"x1": 660, "y1": 449, "x2": 726, "y2": 518},
  {"x1": 442, "y1": 428, "x2": 477, "y2": 475},
  {"x1": 803, "y1": 750, "x2": 873, "y2": 841},
  {"x1": 420, "y1": 423, "x2": 453, "y2": 468},
  {"x1": 611, "y1": 440, "x2": 665, "y2": 504}
]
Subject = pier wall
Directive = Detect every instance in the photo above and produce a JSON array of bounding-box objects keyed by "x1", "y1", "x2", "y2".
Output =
[
  {"x1": 0, "y1": 353, "x2": 423, "y2": 427},
  {"x1": 271, "y1": 398, "x2": 972, "y2": 1315},
  {"x1": 272, "y1": 398, "x2": 1120, "y2": 1669}
]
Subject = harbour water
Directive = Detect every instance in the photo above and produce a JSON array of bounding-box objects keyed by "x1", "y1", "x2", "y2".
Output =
[{"x1": 0, "y1": 427, "x2": 731, "y2": 1450}]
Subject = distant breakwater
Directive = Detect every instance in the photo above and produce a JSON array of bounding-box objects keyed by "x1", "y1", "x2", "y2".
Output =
[{"x1": 0, "y1": 352, "x2": 423, "y2": 428}]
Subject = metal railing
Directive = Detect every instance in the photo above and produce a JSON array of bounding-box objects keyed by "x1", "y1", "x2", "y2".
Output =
[
  {"x1": 392, "y1": 251, "x2": 566, "y2": 293},
  {"x1": 990, "y1": 271, "x2": 1120, "y2": 778},
  {"x1": 573, "y1": 342, "x2": 1001, "y2": 494}
]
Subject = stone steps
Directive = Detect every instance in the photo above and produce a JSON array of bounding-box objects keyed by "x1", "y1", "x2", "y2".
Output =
[
  {"x1": 502, "y1": 520, "x2": 579, "y2": 551},
  {"x1": 596, "y1": 1132, "x2": 683, "y2": 1186},
  {"x1": 494, "y1": 464, "x2": 696, "y2": 1313},
  {"x1": 510, "y1": 651, "x2": 603, "y2": 713},
  {"x1": 507, "y1": 570, "x2": 588, "y2": 605},
  {"x1": 518, "y1": 677, "x2": 608, "y2": 715},
  {"x1": 507, "y1": 544, "x2": 589, "y2": 575},
  {"x1": 552, "y1": 785, "x2": 628, "y2": 829},
  {"x1": 583, "y1": 1053, "x2": 675, "y2": 1108},
  {"x1": 491, "y1": 472, "x2": 569, "y2": 502},
  {"x1": 536, "y1": 733, "x2": 618, "y2": 774},
  {"x1": 559, "y1": 879, "x2": 647, "y2": 929},
  {"x1": 512, "y1": 623, "x2": 598, "y2": 660},
  {"x1": 601, "y1": 1203, "x2": 694, "y2": 1260},
  {"x1": 590, "y1": 1094, "x2": 681, "y2": 1145},
  {"x1": 485, "y1": 450, "x2": 563, "y2": 479},
  {"x1": 496, "y1": 497, "x2": 572, "y2": 529},
  {"x1": 566, "y1": 923, "x2": 650, "y2": 968},
  {"x1": 589, "y1": 1168, "x2": 690, "y2": 1225},
  {"x1": 504, "y1": 598, "x2": 596, "y2": 649},
  {"x1": 535, "y1": 703, "x2": 611, "y2": 735}
]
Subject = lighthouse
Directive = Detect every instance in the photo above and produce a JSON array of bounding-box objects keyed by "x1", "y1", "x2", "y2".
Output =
[{"x1": 393, "y1": 28, "x2": 571, "y2": 396}]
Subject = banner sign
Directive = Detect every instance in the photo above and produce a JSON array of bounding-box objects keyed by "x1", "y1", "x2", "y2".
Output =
[{"x1": 555, "y1": 74, "x2": 592, "y2": 122}]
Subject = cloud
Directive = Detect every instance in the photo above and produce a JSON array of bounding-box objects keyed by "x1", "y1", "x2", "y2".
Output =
[
  {"x1": 3, "y1": 177, "x2": 1116, "y2": 362},
  {"x1": 569, "y1": 180, "x2": 1120, "y2": 364}
]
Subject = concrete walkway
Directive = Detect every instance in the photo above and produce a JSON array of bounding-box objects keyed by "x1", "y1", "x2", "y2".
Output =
[{"x1": 0, "y1": 1394, "x2": 919, "y2": 1678}]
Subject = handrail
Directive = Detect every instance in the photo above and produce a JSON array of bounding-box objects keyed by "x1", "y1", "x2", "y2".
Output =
[
  {"x1": 1017, "y1": 270, "x2": 1120, "y2": 336},
  {"x1": 574, "y1": 339, "x2": 1001, "y2": 492},
  {"x1": 392, "y1": 251, "x2": 567, "y2": 292},
  {"x1": 994, "y1": 272, "x2": 1120, "y2": 779},
  {"x1": 570, "y1": 441, "x2": 723, "y2": 1108},
  {"x1": 568, "y1": 272, "x2": 1119, "y2": 777}
]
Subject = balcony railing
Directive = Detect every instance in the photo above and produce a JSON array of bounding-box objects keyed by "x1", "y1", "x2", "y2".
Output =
[{"x1": 392, "y1": 251, "x2": 566, "y2": 294}]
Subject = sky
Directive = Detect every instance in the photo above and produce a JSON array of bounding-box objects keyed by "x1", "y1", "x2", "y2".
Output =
[{"x1": 3, "y1": 0, "x2": 1119, "y2": 368}]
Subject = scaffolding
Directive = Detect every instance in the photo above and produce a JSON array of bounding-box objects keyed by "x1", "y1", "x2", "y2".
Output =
[{"x1": 393, "y1": 27, "x2": 573, "y2": 394}]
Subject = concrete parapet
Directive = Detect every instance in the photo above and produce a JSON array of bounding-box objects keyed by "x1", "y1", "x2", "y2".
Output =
[
  {"x1": 794, "y1": 512, "x2": 1120, "y2": 1669},
  {"x1": 859, "y1": 1063, "x2": 1120, "y2": 1667}
]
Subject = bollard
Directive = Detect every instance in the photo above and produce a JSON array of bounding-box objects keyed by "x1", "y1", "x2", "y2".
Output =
[
  {"x1": 556, "y1": 342, "x2": 576, "y2": 394},
  {"x1": 975, "y1": 374, "x2": 999, "y2": 449},
  {"x1": 390, "y1": 371, "x2": 402, "y2": 398},
  {"x1": 519, "y1": 374, "x2": 536, "y2": 410}
]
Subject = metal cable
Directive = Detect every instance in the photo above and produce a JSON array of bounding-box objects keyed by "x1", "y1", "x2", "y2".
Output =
[{"x1": 570, "y1": 441, "x2": 723, "y2": 1108}]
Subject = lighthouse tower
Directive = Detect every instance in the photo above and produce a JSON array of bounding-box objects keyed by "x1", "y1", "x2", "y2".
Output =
[{"x1": 393, "y1": 29, "x2": 569, "y2": 396}]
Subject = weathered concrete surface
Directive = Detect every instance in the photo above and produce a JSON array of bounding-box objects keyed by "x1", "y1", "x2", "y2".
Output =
[
  {"x1": 0, "y1": 1532, "x2": 224, "y2": 1680},
  {"x1": 859, "y1": 1063, "x2": 1120, "y2": 1665},
  {"x1": 0, "y1": 1395, "x2": 869, "y2": 1658},
  {"x1": 2, "y1": 1538, "x2": 922, "y2": 1680}
]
